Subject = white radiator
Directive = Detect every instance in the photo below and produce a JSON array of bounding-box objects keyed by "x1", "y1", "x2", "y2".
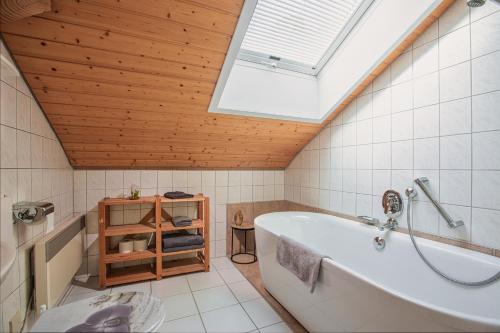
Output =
[{"x1": 34, "y1": 214, "x2": 85, "y2": 316}]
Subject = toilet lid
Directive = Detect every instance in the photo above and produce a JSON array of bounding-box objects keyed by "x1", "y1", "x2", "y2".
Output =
[{"x1": 31, "y1": 292, "x2": 165, "y2": 332}]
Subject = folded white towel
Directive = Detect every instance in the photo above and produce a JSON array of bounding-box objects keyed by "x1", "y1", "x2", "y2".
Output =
[{"x1": 276, "y1": 235, "x2": 328, "y2": 292}]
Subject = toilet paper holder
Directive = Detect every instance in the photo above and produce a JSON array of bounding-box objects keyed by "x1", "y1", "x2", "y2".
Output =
[{"x1": 12, "y1": 201, "x2": 54, "y2": 224}]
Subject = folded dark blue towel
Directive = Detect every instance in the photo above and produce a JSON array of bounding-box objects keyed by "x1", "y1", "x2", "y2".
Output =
[
  {"x1": 164, "y1": 191, "x2": 194, "y2": 199},
  {"x1": 163, "y1": 242, "x2": 205, "y2": 253},
  {"x1": 172, "y1": 216, "x2": 192, "y2": 227},
  {"x1": 162, "y1": 231, "x2": 203, "y2": 249}
]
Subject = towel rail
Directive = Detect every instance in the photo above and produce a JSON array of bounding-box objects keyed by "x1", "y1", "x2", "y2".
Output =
[{"x1": 414, "y1": 177, "x2": 464, "y2": 229}]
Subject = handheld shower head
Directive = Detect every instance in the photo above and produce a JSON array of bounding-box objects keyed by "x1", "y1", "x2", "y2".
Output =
[
  {"x1": 467, "y1": 0, "x2": 486, "y2": 6},
  {"x1": 405, "y1": 187, "x2": 417, "y2": 199}
]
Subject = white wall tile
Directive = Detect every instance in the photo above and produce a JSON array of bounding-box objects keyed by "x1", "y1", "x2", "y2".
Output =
[
  {"x1": 391, "y1": 82, "x2": 413, "y2": 113},
  {"x1": 319, "y1": 127, "x2": 331, "y2": 148},
  {"x1": 440, "y1": 62, "x2": 471, "y2": 102},
  {"x1": 413, "y1": 40, "x2": 438, "y2": 77},
  {"x1": 356, "y1": 144, "x2": 372, "y2": 170},
  {"x1": 439, "y1": 26, "x2": 470, "y2": 69},
  {"x1": 373, "y1": 170, "x2": 391, "y2": 196},
  {"x1": 202, "y1": 171, "x2": 216, "y2": 188},
  {"x1": 228, "y1": 171, "x2": 241, "y2": 186},
  {"x1": 16, "y1": 130, "x2": 30, "y2": 168},
  {"x1": 372, "y1": 115, "x2": 391, "y2": 143},
  {"x1": 342, "y1": 122, "x2": 356, "y2": 146},
  {"x1": 439, "y1": 204, "x2": 471, "y2": 241},
  {"x1": 471, "y1": 208, "x2": 500, "y2": 248},
  {"x1": 252, "y1": 170, "x2": 263, "y2": 186},
  {"x1": 373, "y1": 143, "x2": 391, "y2": 169},
  {"x1": 440, "y1": 134, "x2": 471, "y2": 169},
  {"x1": 472, "y1": 51, "x2": 500, "y2": 95},
  {"x1": 106, "y1": 171, "x2": 123, "y2": 189},
  {"x1": 372, "y1": 67, "x2": 390, "y2": 91},
  {"x1": 413, "y1": 72, "x2": 439, "y2": 108},
  {"x1": 356, "y1": 119, "x2": 372, "y2": 145},
  {"x1": 470, "y1": 1, "x2": 500, "y2": 22},
  {"x1": 472, "y1": 170, "x2": 500, "y2": 209},
  {"x1": 414, "y1": 104, "x2": 439, "y2": 139},
  {"x1": 414, "y1": 21, "x2": 438, "y2": 48},
  {"x1": 439, "y1": 0, "x2": 469, "y2": 36},
  {"x1": 440, "y1": 98, "x2": 471, "y2": 136},
  {"x1": 158, "y1": 170, "x2": 173, "y2": 188},
  {"x1": 372, "y1": 88, "x2": 391, "y2": 117},
  {"x1": 1, "y1": 125, "x2": 16, "y2": 168},
  {"x1": 342, "y1": 146, "x2": 356, "y2": 169},
  {"x1": 124, "y1": 170, "x2": 140, "y2": 189},
  {"x1": 16, "y1": 92, "x2": 30, "y2": 132},
  {"x1": 391, "y1": 51, "x2": 412, "y2": 85},
  {"x1": 471, "y1": 11, "x2": 500, "y2": 58},
  {"x1": 356, "y1": 94, "x2": 372, "y2": 121},
  {"x1": 473, "y1": 131, "x2": 500, "y2": 170},
  {"x1": 440, "y1": 170, "x2": 471, "y2": 206},
  {"x1": 472, "y1": 90, "x2": 500, "y2": 132},
  {"x1": 173, "y1": 170, "x2": 188, "y2": 188},
  {"x1": 1, "y1": 81, "x2": 16, "y2": 127},
  {"x1": 391, "y1": 110, "x2": 413, "y2": 141},
  {"x1": 215, "y1": 170, "x2": 228, "y2": 187},
  {"x1": 391, "y1": 140, "x2": 413, "y2": 169},
  {"x1": 414, "y1": 138, "x2": 439, "y2": 170}
]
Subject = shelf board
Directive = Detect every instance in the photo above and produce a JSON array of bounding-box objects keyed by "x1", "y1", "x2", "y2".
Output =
[
  {"x1": 106, "y1": 264, "x2": 156, "y2": 286},
  {"x1": 100, "y1": 196, "x2": 157, "y2": 206},
  {"x1": 160, "y1": 194, "x2": 205, "y2": 203},
  {"x1": 161, "y1": 219, "x2": 204, "y2": 232},
  {"x1": 104, "y1": 223, "x2": 155, "y2": 236},
  {"x1": 162, "y1": 248, "x2": 204, "y2": 256},
  {"x1": 162, "y1": 258, "x2": 206, "y2": 277},
  {"x1": 104, "y1": 249, "x2": 156, "y2": 263}
]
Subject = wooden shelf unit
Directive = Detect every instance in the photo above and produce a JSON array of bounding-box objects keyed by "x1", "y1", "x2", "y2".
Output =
[{"x1": 98, "y1": 194, "x2": 209, "y2": 287}]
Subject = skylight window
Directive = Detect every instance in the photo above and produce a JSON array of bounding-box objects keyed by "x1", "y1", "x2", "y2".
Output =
[{"x1": 238, "y1": 0, "x2": 372, "y2": 75}]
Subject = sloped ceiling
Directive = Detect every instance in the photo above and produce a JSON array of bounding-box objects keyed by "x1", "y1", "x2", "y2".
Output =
[
  {"x1": 0, "y1": 0, "x2": 322, "y2": 169},
  {"x1": 1, "y1": 0, "x2": 452, "y2": 169}
]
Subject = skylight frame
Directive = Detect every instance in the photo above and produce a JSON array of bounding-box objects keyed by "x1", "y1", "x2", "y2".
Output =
[{"x1": 237, "y1": 0, "x2": 375, "y2": 76}]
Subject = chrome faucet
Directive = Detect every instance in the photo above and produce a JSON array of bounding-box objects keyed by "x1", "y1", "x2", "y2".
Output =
[{"x1": 381, "y1": 190, "x2": 403, "y2": 230}]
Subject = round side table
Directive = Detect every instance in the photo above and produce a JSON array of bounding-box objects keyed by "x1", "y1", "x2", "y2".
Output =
[{"x1": 230, "y1": 223, "x2": 257, "y2": 264}]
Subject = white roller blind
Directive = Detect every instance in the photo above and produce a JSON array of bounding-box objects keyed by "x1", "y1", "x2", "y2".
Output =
[{"x1": 239, "y1": 0, "x2": 365, "y2": 72}]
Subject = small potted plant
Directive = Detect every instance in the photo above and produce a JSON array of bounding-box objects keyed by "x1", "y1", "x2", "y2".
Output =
[{"x1": 129, "y1": 185, "x2": 140, "y2": 200}]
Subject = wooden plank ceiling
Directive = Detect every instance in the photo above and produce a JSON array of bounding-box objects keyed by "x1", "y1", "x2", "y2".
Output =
[{"x1": 0, "y1": 0, "x2": 322, "y2": 169}]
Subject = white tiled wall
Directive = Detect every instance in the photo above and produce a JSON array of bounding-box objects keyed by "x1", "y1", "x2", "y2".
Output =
[
  {"x1": 0, "y1": 41, "x2": 73, "y2": 331},
  {"x1": 74, "y1": 169, "x2": 285, "y2": 275},
  {"x1": 285, "y1": 1, "x2": 500, "y2": 251}
]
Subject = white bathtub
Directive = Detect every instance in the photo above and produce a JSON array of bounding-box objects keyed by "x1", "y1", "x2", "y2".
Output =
[{"x1": 255, "y1": 212, "x2": 500, "y2": 332}]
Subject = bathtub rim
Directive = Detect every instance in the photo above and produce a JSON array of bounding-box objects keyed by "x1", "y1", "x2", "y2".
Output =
[{"x1": 254, "y1": 211, "x2": 500, "y2": 329}]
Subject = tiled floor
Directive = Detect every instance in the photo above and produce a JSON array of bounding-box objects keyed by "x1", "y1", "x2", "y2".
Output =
[{"x1": 60, "y1": 258, "x2": 292, "y2": 333}]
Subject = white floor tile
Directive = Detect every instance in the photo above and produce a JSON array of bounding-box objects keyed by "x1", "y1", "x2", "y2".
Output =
[
  {"x1": 211, "y1": 257, "x2": 234, "y2": 271},
  {"x1": 62, "y1": 289, "x2": 110, "y2": 305},
  {"x1": 152, "y1": 275, "x2": 190, "y2": 298},
  {"x1": 228, "y1": 280, "x2": 261, "y2": 303},
  {"x1": 163, "y1": 292, "x2": 199, "y2": 321},
  {"x1": 187, "y1": 270, "x2": 225, "y2": 291},
  {"x1": 69, "y1": 284, "x2": 103, "y2": 296},
  {"x1": 241, "y1": 298, "x2": 281, "y2": 329},
  {"x1": 111, "y1": 280, "x2": 151, "y2": 294},
  {"x1": 201, "y1": 304, "x2": 256, "y2": 333},
  {"x1": 217, "y1": 267, "x2": 246, "y2": 284},
  {"x1": 158, "y1": 314, "x2": 206, "y2": 333},
  {"x1": 193, "y1": 285, "x2": 238, "y2": 313},
  {"x1": 259, "y1": 322, "x2": 292, "y2": 333}
]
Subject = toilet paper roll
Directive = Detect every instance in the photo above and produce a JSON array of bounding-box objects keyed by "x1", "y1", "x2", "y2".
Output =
[
  {"x1": 118, "y1": 239, "x2": 134, "y2": 253},
  {"x1": 133, "y1": 238, "x2": 148, "y2": 252}
]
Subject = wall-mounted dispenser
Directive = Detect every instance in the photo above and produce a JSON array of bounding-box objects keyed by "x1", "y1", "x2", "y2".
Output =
[{"x1": 12, "y1": 201, "x2": 54, "y2": 225}]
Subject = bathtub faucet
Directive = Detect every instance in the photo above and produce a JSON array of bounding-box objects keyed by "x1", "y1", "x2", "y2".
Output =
[{"x1": 358, "y1": 215, "x2": 397, "y2": 231}]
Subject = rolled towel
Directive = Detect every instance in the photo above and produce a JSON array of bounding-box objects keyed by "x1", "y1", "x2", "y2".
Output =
[
  {"x1": 162, "y1": 231, "x2": 204, "y2": 249},
  {"x1": 164, "y1": 191, "x2": 194, "y2": 199},
  {"x1": 172, "y1": 216, "x2": 192, "y2": 227},
  {"x1": 276, "y1": 235, "x2": 329, "y2": 293}
]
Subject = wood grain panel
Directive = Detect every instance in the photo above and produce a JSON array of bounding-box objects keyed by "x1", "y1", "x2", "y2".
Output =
[
  {"x1": 0, "y1": 0, "x2": 453, "y2": 169},
  {"x1": 0, "y1": 0, "x2": 50, "y2": 24}
]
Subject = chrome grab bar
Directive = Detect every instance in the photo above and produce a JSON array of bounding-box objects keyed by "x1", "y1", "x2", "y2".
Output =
[{"x1": 414, "y1": 177, "x2": 464, "y2": 229}]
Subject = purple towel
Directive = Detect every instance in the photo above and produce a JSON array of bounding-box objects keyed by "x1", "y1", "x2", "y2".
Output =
[{"x1": 276, "y1": 235, "x2": 328, "y2": 292}]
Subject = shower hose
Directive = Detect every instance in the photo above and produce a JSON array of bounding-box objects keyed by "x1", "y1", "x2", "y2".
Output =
[{"x1": 406, "y1": 196, "x2": 500, "y2": 287}]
